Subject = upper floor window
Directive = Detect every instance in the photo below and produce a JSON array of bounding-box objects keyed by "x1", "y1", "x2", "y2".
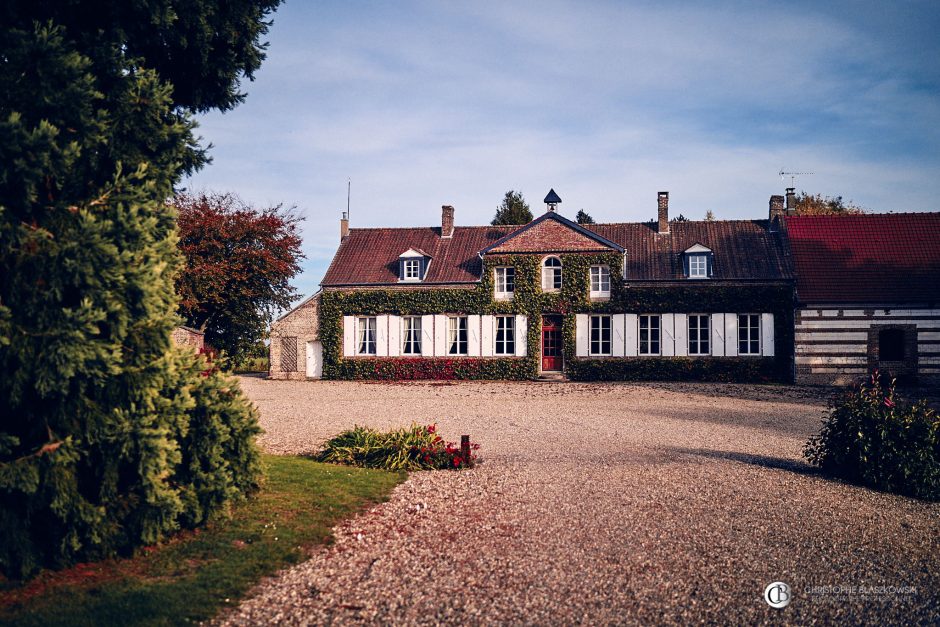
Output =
[
  {"x1": 448, "y1": 316, "x2": 468, "y2": 355},
  {"x1": 403, "y1": 259, "x2": 420, "y2": 280},
  {"x1": 542, "y1": 257, "x2": 562, "y2": 291},
  {"x1": 688, "y1": 314, "x2": 710, "y2": 355},
  {"x1": 357, "y1": 317, "x2": 377, "y2": 355},
  {"x1": 402, "y1": 316, "x2": 422, "y2": 354},
  {"x1": 688, "y1": 255, "x2": 708, "y2": 278},
  {"x1": 494, "y1": 266, "x2": 515, "y2": 299},
  {"x1": 590, "y1": 265, "x2": 611, "y2": 297},
  {"x1": 590, "y1": 315, "x2": 612, "y2": 355},
  {"x1": 495, "y1": 315, "x2": 515, "y2": 355},
  {"x1": 639, "y1": 314, "x2": 660, "y2": 355},
  {"x1": 738, "y1": 314, "x2": 760, "y2": 355},
  {"x1": 683, "y1": 244, "x2": 712, "y2": 279}
]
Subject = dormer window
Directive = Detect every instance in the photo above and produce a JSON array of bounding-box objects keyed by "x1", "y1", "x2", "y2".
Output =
[
  {"x1": 683, "y1": 244, "x2": 713, "y2": 279},
  {"x1": 398, "y1": 248, "x2": 430, "y2": 282},
  {"x1": 542, "y1": 256, "x2": 562, "y2": 291}
]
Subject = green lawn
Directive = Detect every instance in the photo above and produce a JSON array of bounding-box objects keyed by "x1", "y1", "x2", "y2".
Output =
[{"x1": 0, "y1": 455, "x2": 405, "y2": 626}]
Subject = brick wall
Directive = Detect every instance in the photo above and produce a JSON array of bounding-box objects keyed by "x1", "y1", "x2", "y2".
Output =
[
  {"x1": 171, "y1": 326, "x2": 205, "y2": 352},
  {"x1": 269, "y1": 294, "x2": 320, "y2": 379}
]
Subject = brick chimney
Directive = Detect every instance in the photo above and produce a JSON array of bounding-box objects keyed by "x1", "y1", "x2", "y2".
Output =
[
  {"x1": 769, "y1": 194, "x2": 785, "y2": 231},
  {"x1": 785, "y1": 188, "x2": 796, "y2": 214},
  {"x1": 340, "y1": 211, "x2": 349, "y2": 241},
  {"x1": 657, "y1": 192, "x2": 669, "y2": 234},
  {"x1": 441, "y1": 205, "x2": 454, "y2": 238}
]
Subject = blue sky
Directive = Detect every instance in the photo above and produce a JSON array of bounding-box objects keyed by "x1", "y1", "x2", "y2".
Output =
[{"x1": 183, "y1": 0, "x2": 940, "y2": 300}]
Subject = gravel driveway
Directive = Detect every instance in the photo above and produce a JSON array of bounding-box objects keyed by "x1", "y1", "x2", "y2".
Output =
[{"x1": 220, "y1": 378, "x2": 939, "y2": 625}]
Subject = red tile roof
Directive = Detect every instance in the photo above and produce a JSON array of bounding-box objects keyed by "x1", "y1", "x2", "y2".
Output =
[
  {"x1": 321, "y1": 215, "x2": 793, "y2": 286},
  {"x1": 784, "y1": 213, "x2": 940, "y2": 304}
]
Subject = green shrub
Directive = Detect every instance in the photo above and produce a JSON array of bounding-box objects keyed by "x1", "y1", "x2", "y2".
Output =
[
  {"x1": 803, "y1": 373, "x2": 940, "y2": 501},
  {"x1": 315, "y1": 424, "x2": 477, "y2": 471}
]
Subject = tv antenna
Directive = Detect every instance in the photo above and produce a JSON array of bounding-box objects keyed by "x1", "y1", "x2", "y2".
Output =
[
  {"x1": 346, "y1": 178, "x2": 351, "y2": 221},
  {"x1": 779, "y1": 169, "x2": 814, "y2": 188}
]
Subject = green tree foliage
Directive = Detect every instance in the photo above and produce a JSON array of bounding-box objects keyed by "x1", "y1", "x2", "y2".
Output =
[
  {"x1": 0, "y1": 1, "x2": 279, "y2": 578},
  {"x1": 575, "y1": 209, "x2": 595, "y2": 224},
  {"x1": 793, "y1": 192, "x2": 865, "y2": 215},
  {"x1": 175, "y1": 192, "x2": 303, "y2": 365},
  {"x1": 492, "y1": 190, "x2": 533, "y2": 225}
]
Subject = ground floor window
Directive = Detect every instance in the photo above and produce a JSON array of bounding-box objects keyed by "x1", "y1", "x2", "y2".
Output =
[
  {"x1": 688, "y1": 314, "x2": 710, "y2": 355},
  {"x1": 402, "y1": 316, "x2": 422, "y2": 354},
  {"x1": 495, "y1": 315, "x2": 515, "y2": 355},
  {"x1": 357, "y1": 316, "x2": 376, "y2": 355},
  {"x1": 878, "y1": 328, "x2": 906, "y2": 361},
  {"x1": 448, "y1": 316, "x2": 468, "y2": 355},
  {"x1": 738, "y1": 314, "x2": 760, "y2": 355},
  {"x1": 590, "y1": 315, "x2": 612, "y2": 355},
  {"x1": 639, "y1": 314, "x2": 660, "y2": 355}
]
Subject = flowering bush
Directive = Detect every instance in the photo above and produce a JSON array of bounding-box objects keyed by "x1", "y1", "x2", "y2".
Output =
[
  {"x1": 803, "y1": 372, "x2": 940, "y2": 501},
  {"x1": 315, "y1": 424, "x2": 479, "y2": 471}
]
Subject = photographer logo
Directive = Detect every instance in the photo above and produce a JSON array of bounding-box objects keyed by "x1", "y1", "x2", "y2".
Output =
[{"x1": 764, "y1": 582, "x2": 791, "y2": 609}]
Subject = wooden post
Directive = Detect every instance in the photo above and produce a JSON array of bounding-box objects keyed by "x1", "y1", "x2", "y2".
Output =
[{"x1": 461, "y1": 435, "x2": 471, "y2": 467}]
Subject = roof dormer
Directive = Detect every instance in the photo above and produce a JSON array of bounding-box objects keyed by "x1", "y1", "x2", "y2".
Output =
[
  {"x1": 682, "y1": 243, "x2": 713, "y2": 279},
  {"x1": 398, "y1": 248, "x2": 431, "y2": 282}
]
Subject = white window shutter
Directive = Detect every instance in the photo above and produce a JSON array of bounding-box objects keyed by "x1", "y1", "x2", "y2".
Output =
[
  {"x1": 480, "y1": 315, "x2": 494, "y2": 357},
  {"x1": 387, "y1": 316, "x2": 400, "y2": 357},
  {"x1": 710, "y1": 313, "x2": 725, "y2": 356},
  {"x1": 761, "y1": 313, "x2": 775, "y2": 356},
  {"x1": 421, "y1": 314, "x2": 434, "y2": 356},
  {"x1": 724, "y1": 313, "x2": 738, "y2": 357},
  {"x1": 515, "y1": 315, "x2": 527, "y2": 357},
  {"x1": 467, "y1": 315, "x2": 481, "y2": 357},
  {"x1": 661, "y1": 313, "x2": 675, "y2": 357},
  {"x1": 612, "y1": 314, "x2": 626, "y2": 357},
  {"x1": 674, "y1": 313, "x2": 688, "y2": 357},
  {"x1": 342, "y1": 316, "x2": 355, "y2": 356},
  {"x1": 376, "y1": 315, "x2": 389, "y2": 357},
  {"x1": 575, "y1": 314, "x2": 589, "y2": 357},
  {"x1": 624, "y1": 314, "x2": 638, "y2": 356},
  {"x1": 434, "y1": 315, "x2": 448, "y2": 356}
]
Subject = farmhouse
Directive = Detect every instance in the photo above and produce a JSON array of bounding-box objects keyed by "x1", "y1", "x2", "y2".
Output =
[
  {"x1": 270, "y1": 191, "x2": 796, "y2": 381},
  {"x1": 786, "y1": 211, "x2": 940, "y2": 385}
]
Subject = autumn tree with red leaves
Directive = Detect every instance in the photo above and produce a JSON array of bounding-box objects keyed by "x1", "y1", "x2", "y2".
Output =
[{"x1": 175, "y1": 192, "x2": 303, "y2": 365}]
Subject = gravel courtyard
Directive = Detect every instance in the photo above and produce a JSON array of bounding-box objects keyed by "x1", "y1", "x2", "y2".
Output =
[{"x1": 221, "y1": 379, "x2": 939, "y2": 625}]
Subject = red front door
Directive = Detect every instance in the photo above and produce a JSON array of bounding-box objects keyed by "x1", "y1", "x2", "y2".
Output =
[{"x1": 542, "y1": 315, "x2": 563, "y2": 372}]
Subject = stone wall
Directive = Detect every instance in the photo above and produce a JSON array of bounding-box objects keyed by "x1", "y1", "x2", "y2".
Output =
[
  {"x1": 269, "y1": 293, "x2": 320, "y2": 380},
  {"x1": 171, "y1": 326, "x2": 205, "y2": 352},
  {"x1": 795, "y1": 306, "x2": 940, "y2": 385}
]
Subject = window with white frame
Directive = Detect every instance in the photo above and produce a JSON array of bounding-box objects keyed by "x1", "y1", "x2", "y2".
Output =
[
  {"x1": 495, "y1": 315, "x2": 515, "y2": 355},
  {"x1": 738, "y1": 314, "x2": 760, "y2": 355},
  {"x1": 688, "y1": 254, "x2": 708, "y2": 278},
  {"x1": 590, "y1": 265, "x2": 611, "y2": 297},
  {"x1": 448, "y1": 316, "x2": 468, "y2": 355},
  {"x1": 403, "y1": 258, "x2": 421, "y2": 281},
  {"x1": 639, "y1": 314, "x2": 660, "y2": 355},
  {"x1": 494, "y1": 266, "x2": 515, "y2": 298},
  {"x1": 357, "y1": 317, "x2": 376, "y2": 355},
  {"x1": 402, "y1": 316, "x2": 422, "y2": 354},
  {"x1": 590, "y1": 315, "x2": 612, "y2": 355},
  {"x1": 541, "y1": 257, "x2": 562, "y2": 291},
  {"x1": 688, "y1": 314, "x2": 710, "y2": 355}
]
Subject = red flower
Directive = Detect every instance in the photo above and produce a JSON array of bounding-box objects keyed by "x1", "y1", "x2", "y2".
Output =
[
  {"x1": 884, "y1": 397, "x2": 895, "y2": 408},
  {"x1": 426, "y1": 424, "x2": 436, "y2": 434}
]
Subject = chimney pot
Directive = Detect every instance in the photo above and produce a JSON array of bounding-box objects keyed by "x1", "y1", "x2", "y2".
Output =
[
  {"x1": 785, "y1": 187, "x2": 796, "y2": 214},
  {"x1": 441, "y1": 205, "x2": 455, "y2": 238},
  {"x1": 340, "y1": 212, "x2": 349, "y2": 241},
  {"x1": 657, "y1": 192, "x2": 669, "y2": 234}
]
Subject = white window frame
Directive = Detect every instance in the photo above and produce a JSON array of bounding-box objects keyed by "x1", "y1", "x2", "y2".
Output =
[
  {"x1": 689, "y1": 254, "x2": 708, "y2": 279},
  {"x1": 639, "y1": 314, "x2": 661, "y2": 356},
  {"x1": 494, "y1": 266, "x2": 515, "y2": 299},
  {"x1": 590, "y1": 265, "x2": 611, "y2": 297},
  {"x1": 738, "y1": 313, "x2": 761, "y2": 355},
  {"x1": 687, "y1": 314, "x2": 710, "y2": 356},
  {"x1": 448, "y1": 316, "x2": 468, "y2": 356},
  {"x1": 541, "y1": 256, "x2": 562, "y2": 292},
  {"x1": 495, "y1": 315, "x2": 515, "y2": 355},
  {"x1": 402, "y1": 258, "x2": 421, "y2": 281},
  {"x1": 589, "y1": 315, "x2": 612, "y2": 356},
  {"x1": 357, "y1": 316, "x2": 377, "y2": 355},
  {"x1": 402, "y1": 316, "x2": 422, "y2": 355}
]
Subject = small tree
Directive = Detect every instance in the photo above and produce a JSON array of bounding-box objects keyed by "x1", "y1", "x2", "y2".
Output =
[
  {"x1": 175, "y1": 192, "x2": 303, "y2": 365},
  {"x1": 492, "y1": 190, "x2": 533, "y2": 225},
  {"x1": 672, "y1": 214, "x2": 689, "y2": 222},
  {"x1": 576, "y1": 209, "x2": 595, "y2": 224},
  {"x1": 794, "y1": 192, "x2": 865, "y2": 215},
  {"x1": 704, "y1": 210, "x2": 716, "y2": 221}
]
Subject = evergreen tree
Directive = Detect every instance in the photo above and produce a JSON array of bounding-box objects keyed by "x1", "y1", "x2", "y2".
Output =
[
  {"x1": 704, "y1": 210, "x2": 716, "y2": 221},
  {"x1": 576, "y1": 210, "x2": 595, "y2": 224},
  {"x1": 492, "y1": 190, "x2": 533, "y2": 225},
  {"x1": 0, "y1": 2, "x2": 279, "y2": 578}
]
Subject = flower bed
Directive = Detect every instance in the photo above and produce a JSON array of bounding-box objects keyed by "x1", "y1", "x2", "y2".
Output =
[{"x1": 315, "y1": 424, "x2": 479, "y2": 470}]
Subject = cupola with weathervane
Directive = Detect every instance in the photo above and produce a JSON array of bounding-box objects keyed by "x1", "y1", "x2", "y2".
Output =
[{"x1": 544, "y1": 188, "x2": 562, "y2": 212}]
